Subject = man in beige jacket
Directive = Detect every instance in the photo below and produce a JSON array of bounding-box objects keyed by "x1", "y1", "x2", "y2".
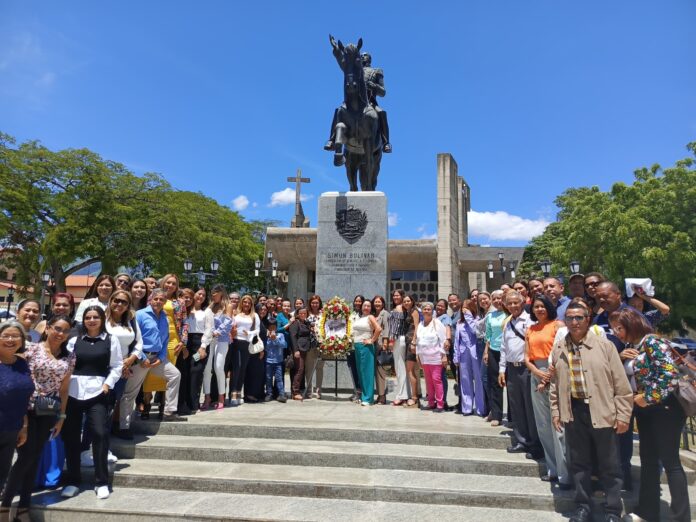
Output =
[{"x1": 550, "y1": 302, "x2": 633, "y2": 522}]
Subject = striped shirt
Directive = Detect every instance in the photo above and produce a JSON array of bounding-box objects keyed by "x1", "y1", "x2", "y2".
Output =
[{"x1": 568, "y1": 343, "x2": 588, "y2": 400}]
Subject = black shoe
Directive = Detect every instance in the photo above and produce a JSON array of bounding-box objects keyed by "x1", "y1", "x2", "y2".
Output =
[
  {"x1": 333, "y1": 153, "x2": 345, "y2": 167},
  {"x1": 115, "y1": 429, "x2": 133, "y2": 441},
  {"x1": 177, "y1": 407, "x2": 193, "y2": 416},
  {"x1": 433, "y1": 408, "x2": 444, "y2": 413},
  {"x1": 540, "y1": 474, "x2": 559, "y2": 482},
  {"x1": 507, "y1": 443, "x2": 527, "y2": 453},
  {"x1": 277, "y1": 396, "x2": 287, "y2": 403},
  {"x1": 453, "y1": 409, "x2": 463, "y2": 415},
  {"x1": 383, "y1": 143, "x2": 392, "y2": 153},
  {"x1": 558, "y1": 482, "x2": 574, "y2": 491},
  {"x1": 569, "y1": 506, "x2": 591, "y2": 522},
  {"x1": 161, "y1": 414, "x2": 187, "y2": 422},
  {"x1": 526, "y1": 451, "x2": 544, "y2": 460},
  {"x1": 324, "y1": 140, "x2": 335, "y2": 151},
  {"x1": 264, "y1": 395, "x2": 273, "y2": 402}
]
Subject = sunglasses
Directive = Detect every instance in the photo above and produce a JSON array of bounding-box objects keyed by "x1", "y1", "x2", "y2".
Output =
[
  {"x1": 565, "y1": 315, "x2": 588, "y2": 323},
  {"x1": 112, "y1": 298, "x2": 129, "y2": 306}
]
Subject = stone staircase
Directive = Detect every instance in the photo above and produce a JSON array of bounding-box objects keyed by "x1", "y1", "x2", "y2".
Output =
[{"x1": 28, "y1": 391, "x2": 696, "y2": 521}]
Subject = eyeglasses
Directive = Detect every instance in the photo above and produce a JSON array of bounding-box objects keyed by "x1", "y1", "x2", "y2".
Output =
[
  {"x1": 112, "y1": 298, "x2": 129, "y2": 306},
  {"x1": 51, "y1": 326, "x2": 68, "y2": 334},
  {"x1": 116, "y1": 280, "x2": 130, "y2": 286},
  {"x1": 565, "y1": 315, "x2": 588, "y2": 323},
  {"x1": 0, "y1": 335, "x2": 22, "y2": 341}
]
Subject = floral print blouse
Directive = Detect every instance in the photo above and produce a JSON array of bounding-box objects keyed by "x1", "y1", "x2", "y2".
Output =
[
  {"x1": 25, "y1": 342, "x2": 76, "y2": 408},
  {"x1": 633, "y1": 334, "x2": 679, "y2": 405}
]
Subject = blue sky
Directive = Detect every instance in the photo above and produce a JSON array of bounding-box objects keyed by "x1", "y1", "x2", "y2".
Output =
[{"x1": 1, "y1": 1, "x2": 694, "y2": 246}]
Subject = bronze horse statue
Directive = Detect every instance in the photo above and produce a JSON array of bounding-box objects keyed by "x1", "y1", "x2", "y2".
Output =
[{"x1": 328, "y1": 36, "x2": 383, "y2": 191}]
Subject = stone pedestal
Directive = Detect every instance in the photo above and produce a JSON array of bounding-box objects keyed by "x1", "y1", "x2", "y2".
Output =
[{"x1": 315, "y1": 191, "x2": 388, "y2": 302}]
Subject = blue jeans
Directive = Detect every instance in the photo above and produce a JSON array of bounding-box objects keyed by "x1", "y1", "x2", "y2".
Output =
[{"x1": 265, "y1": 362, "x2": 285, "y2": 397}]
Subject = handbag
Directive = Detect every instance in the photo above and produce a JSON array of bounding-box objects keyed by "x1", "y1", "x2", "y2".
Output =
[
  {"x1": 247, "y1": 314, "x2": 264, "y2": 354},
  {"x1": 376, "y1": 349, "x2": 394, "y2": 368},
  {"x1": 669, "y1": 345, "x2": 696, "y2": 416},
  {"x1": 34, "y1": 395, "x2": 61, "y2": 416},
  {"x1": 249, "y1": 335, "x2": 264, "y2": 355}
]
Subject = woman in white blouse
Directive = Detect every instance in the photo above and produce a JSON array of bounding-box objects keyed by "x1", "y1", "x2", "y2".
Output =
[
  {"x1": 229, "y1": 295, "x2": 260, "y2": 406},
  {"x1": 74, "y1": 275, "x2": 115, "y2": 324},
  {"x1": 62, "y1": 305, "x2": 122, "y2": 500},
  {"x1": 106, "y1": 290, "x2": 142, "y2": 440},
  {"x1": 416, "y1": 302, "x2": 448, "y2": 412},
  {"x1": 186, "y1": 288, "x2": 213, "y2": 412}
]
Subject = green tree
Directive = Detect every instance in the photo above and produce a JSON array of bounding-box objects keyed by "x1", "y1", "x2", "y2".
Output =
[
  {"x1": 0, "y1": 132, "x2": 264, "y2": 294},
  {"x1": 520, "y1": 142, "x2": 696, "y2": 330}
]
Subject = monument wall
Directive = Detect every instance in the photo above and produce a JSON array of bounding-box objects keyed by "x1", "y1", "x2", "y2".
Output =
[{"x1": 315, "y1": 191, "x2": 388, "y2": 302}]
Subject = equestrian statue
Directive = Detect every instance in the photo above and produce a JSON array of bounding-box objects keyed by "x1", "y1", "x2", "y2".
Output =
[{"x1": 324, "y1": 35, "x2": 391, "y2": 192}]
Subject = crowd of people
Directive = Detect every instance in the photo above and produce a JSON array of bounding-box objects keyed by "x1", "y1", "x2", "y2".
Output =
[{"x1": 0, "y1": 270, "x2": 691, "y2": 522}]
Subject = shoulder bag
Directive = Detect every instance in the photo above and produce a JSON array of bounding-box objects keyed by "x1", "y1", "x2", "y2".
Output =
[{"x1": 248, "y1": 314, "x2": 264, "y2": 354}]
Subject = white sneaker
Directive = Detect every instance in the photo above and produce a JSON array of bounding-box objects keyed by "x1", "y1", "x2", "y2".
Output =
[
  {"x1": 80, "y1": 449, "x2": 94, "y2": 467},
  {"x1": 107, "y1": 450, "x2": 118, "y2": 463},
  {"x1": 61, "y1": 485, "x2": 80, "y2": 498},
  {"x1": 95, "y1": 485, "x2": 110, "y2": 499}
]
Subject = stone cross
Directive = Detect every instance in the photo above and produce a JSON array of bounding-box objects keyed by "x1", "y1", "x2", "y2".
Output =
[{"x1": 288, "y1": 169, "x2": 310, "y2": 228}]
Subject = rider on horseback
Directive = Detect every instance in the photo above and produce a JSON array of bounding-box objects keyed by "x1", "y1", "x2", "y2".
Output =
[{"x1": 325, "y1": 50, "x2": 392, "y2": 154}]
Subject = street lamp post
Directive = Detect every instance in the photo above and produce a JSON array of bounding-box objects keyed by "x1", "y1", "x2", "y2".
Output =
[
  {"x1": 569, "y1": 260, "x2": 581, "y2": 274},
  {"x1": 255, "y1": 251, "x2": 278, "y2": 294},
  {"x1": 183, "y1": 259, "x2": 220, "y2": 287},
  {"x1": 539, "y1": 259, "x2": 552, "y2": 278},
  {"x1": 6, "y1": 283, "x2": 14, "y2": 317},
  {"x1": 40, "y1": 271, "x2": 51, "y2": 318}
]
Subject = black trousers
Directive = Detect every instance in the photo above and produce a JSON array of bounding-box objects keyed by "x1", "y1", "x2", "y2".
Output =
[
  {"x1": 2, "y1": 413, "x2": 56, "y2": 508},
  {"x1": 175, "y1": 353, "x2": 191, "y2": 413},
  {"x1": 229, "y1": 340, "x2": 250, "y2": 394},
  {"x1": 486, "y1": 350, "x2": 503, "y2": 422},
  {"x1": 63, "y1": 394, "x2": 110, "y2": 487},
  {"x1": 346, "y1": 351, "x2": 360, "y2": 392},
  {"x1": 506, "y1": 364, "x2": 541, "y2": 452},
  {"x1": 565, "y1": 400, "x2": 623, "y2": 516},
  {"x1": 635, "y1": 394, "x2": 690, "y2": 522},
  {"x1": 187, "y1": 334, "x2": 206, "y2": 410},
  {"x1": 0, "y1": 430, "x2": 18, "y2": 498},
  {"x1": 244, "y1": 352, "x2": 266, "y2": 401}
]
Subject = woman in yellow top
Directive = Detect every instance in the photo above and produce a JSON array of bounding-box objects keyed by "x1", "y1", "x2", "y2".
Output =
[{"x1": 142, "y1": 274, "x2": 189, "y2": 418}]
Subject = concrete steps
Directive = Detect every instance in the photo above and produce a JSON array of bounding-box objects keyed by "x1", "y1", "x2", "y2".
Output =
[
  {"x1": 27, "y1": 392, "x2": 696, "y2": 520},
  {"x1": 112, "y1": 434, "x2": 544, "y2": 477},
  {"x1": 29, "y1": 487, "x2": 565, "y2": 521}
]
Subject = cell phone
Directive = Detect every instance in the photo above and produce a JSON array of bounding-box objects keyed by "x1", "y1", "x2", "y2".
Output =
[
  {"x1": 192, "y1": 352, "x2": 201, "y2": 362},
  {"x1": 49, "y1": 428, "x2": 58, "y2": 441}
]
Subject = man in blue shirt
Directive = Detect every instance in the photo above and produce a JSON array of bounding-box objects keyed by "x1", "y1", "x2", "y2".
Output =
[
  {"x1": 118, "y1": 289, "x2": 185, "y2": 438},
  {"x1": 544, "y1": 277, "x2": 571, "y2": 321}
]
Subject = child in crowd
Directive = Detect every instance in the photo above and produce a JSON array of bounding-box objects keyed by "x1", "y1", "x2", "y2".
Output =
[{"x1": 264, "y1": 318, "x2": 287, "y2": 403}]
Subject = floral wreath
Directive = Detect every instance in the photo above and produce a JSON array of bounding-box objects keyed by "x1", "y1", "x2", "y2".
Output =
[{"x1": 318, "y1": 296, "x2": 353, "y2": 359}]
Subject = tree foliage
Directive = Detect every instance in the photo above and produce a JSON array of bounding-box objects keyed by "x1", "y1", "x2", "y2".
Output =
[
  {"x1": 0, "y1": 132, "x2": 263, "y2": 293},
  {"x1": 520, "y1": 142, "x2": 696, "y2": 330}
]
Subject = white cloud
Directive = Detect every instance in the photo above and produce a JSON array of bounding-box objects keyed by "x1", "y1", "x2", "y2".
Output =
[
  {"x1": 268, "y1": 188, "x2": 311, "y2": 207},
  {"x1": 388, "y1": 212, "x2": 398, "y2": 227},
  {"x1": 252, "y1": 202, "x2": 258, "y2": 208},
  {"x1": 416, "y1": 224, "x2": 426, "y2": 233},
  {"x1": 468, "y1": 210, "x2": 550, "y2": 241},
  {"x1": 231, "y1": 195, "x2": 249, "y2": 211},
  {"x1": 420, "y1": 232, "x2": 437, "y2": 240}
]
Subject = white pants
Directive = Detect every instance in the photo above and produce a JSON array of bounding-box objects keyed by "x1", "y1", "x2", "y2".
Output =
[
  {"x1": 203, "y1": 340, "x2": 229, "y2": 395},
  {"x1": 392, "y1": 336, "x2": 411, "y2": 401},
  {"x1": 304, "y1": 347, "x2": 325, "y2": 393},
  {"x1": 119, "y1": 359, "x2": 180, "y2": 429}
]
